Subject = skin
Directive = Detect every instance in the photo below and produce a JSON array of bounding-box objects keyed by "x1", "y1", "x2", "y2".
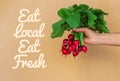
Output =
[{"x1": 73, "y1": 28, "x2": 120, "y2": 46}]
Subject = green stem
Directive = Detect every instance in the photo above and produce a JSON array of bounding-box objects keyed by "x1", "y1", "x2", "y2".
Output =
[
  {"x1": 78, "y1": 32, "x2": 84, "y2": 46},
  {"x1": 73, "y1": 32, "x2": 79, "y2": 40}
]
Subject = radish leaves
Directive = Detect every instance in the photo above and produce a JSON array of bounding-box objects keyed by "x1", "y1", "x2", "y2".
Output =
[{"x1": 51, "y1": 4, "x2": 110, "y2": 46}]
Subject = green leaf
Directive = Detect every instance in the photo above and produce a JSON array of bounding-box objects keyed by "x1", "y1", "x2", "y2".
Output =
[
  {"x1": 62, "y1": 22, "x2": 72, "y2": 31},
  {"x1": 73, "y1": 4, "x2": 79, "y2": 9},
  {"x1": 79, "y1": 4, "x2": 89, "y2": 10},
  {"x1": 68, "y1": 6, "x2": 74, "y2": 12},
  {"x1": 92, "y1": 9, "x2": 108, "y2": 15},
  {"x1": 98, "y1": 26, "x2": 110, "y2": 33},
  {"x1": 58, "y1": 8, "x2": 72, "y2": 19},
  {"x1": 80, "y1": 13, "x2": 88, "y2": 27},
  {"x1": 72, "y1": 4, "x2": 89, "y2": 13},
  {"x1": 66, "y1": 12, "x2": 80, "y2": 28},
  {"x1": 85, "y1": 9, "x2": 97, "y2": 26},
  {"x1": 51, "y1": 20, "x2": 65, "y2": 38},
  {"x1": 97, "y1": 15, "x2": 107, "y2": 25}
]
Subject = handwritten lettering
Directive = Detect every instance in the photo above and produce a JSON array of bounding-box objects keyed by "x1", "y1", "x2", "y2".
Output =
[
  {"x1": 13, "y1": 23, "x2": 45, "y2": 38},
  {"x1": 18, "y1": 39, "x2": 40, "y2": 53},
  {"x1": 12, "y1": 8, "x2": 47, "y2": 69},
  {"x1": 18, "y1": 8, "x2": 40, "y2": 23},
  {"x1": 12, "y1": 54, "x2": 47, "y2": 69}
]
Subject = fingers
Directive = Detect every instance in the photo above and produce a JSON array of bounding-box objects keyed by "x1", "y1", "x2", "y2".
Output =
[
  {"x1": 72, "y1": 28, "x2": 88, "y2": 33},
  {"x1": 72, "y1": 28, "x2": 96, "y2": 34}
]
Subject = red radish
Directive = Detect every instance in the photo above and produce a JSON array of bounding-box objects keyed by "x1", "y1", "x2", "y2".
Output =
[
  {"x1": 73, "y1": 50, "x2": 79, "y2": 57},
  {"x1": 63, "y1": 39, "x2": 68, "y2": 44},
  {"x1": 78, "y1": 46, "x2": 82, "y2": 52},
  {"x1": 68, "y1": 40, "x2": 73, "y2": 46},
  {"x1": 73, "y1": 40, "x2": 79, "y2": 46},
  {"x1": 81, "y1": 46, "x2": 87, "y2": 53},
  {"x1": 68, "y1": 34, "x2": 74, "y2": 40},
  {"x1": 62, "y1": 49, "x2": 68, "y2": 55},
  {"x1": 68, "y1": 46, "x2": 73, "y2": 54},
  {"x1": 72, "y1": 45, "x2": 76, "y2": 51},
  {"x1": 62, "y1": 45, "x2": 67, "y2": 50},
  {"x1": 61, "y1": 33, "x2": 88, "y2": 57}
]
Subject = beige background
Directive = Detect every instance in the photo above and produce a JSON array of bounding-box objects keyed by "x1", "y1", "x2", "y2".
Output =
[{"x1": 0, "y1": 0, "x2": 120, "y2": 81}]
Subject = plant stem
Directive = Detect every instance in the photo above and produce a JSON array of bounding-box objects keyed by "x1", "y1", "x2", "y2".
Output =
[{"x1": 78, "y1": 32, "x2": 84, "y2": 46}]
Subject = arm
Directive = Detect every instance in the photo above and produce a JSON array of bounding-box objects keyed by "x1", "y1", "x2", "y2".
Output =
[{"x1": 73, "y1": 28, "x2": 120, "y2": 46}]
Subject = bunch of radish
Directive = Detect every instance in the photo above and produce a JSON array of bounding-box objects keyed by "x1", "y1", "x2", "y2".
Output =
[
  {"x1": 51, "y1": 4, "x2": 110, "y2": 58},
  {"x1": 62, "y1": 34, "x2": 87, "y2": 57}
]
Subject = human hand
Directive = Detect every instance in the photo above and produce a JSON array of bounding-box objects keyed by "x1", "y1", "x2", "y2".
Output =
[{"x1": 73, "y1": 28, "x2": 99, "y2": 45}]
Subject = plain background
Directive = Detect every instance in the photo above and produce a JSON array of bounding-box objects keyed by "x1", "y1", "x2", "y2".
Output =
[{"x1": 0, "y1": 0, "x2": 120, "y2": 81}]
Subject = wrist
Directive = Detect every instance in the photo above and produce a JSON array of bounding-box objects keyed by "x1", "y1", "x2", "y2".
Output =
[{"x1": 94, "y1": 33, "x2": 108, "y2": 45}]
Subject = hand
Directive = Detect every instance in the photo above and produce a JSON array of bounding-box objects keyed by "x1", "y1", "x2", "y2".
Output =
[
  {"x1": 73, "y1": 28, "x2": 120, "y2": 46},
  {"x1": 73, "y1": 28, "x2": 99, "y2": 45}
]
